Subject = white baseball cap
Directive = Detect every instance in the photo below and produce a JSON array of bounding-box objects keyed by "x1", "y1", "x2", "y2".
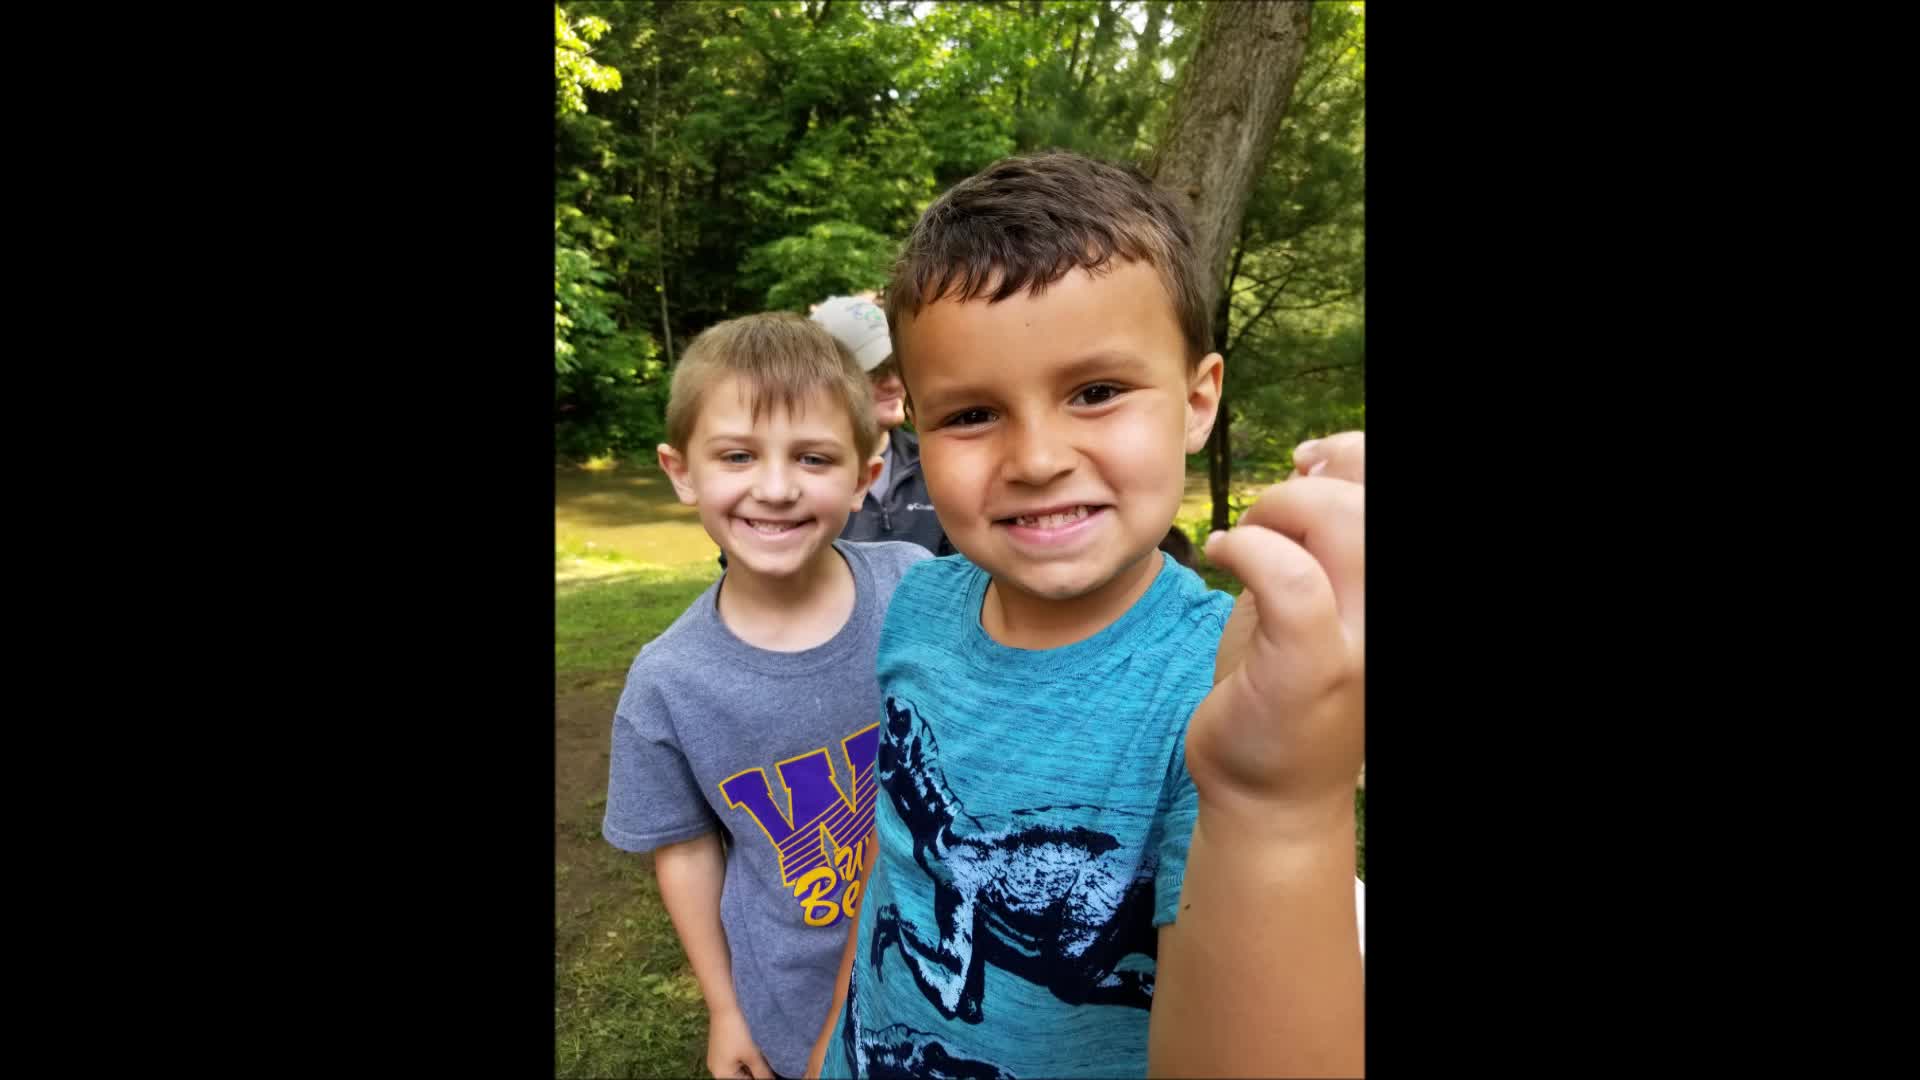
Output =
[{"x1": 809, "y1": 295, "x2": 893, "y2": 372}]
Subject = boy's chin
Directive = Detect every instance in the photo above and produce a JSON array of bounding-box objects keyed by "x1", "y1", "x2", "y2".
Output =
[
  {"x1": 716, "y1": 538, "x2": 836, "y2": 578},
  {"x1": 988, "y1": 554, "x2": 1155, "y2": 605}
]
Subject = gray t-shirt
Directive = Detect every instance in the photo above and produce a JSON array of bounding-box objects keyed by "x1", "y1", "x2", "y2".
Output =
[{"x1": 603, "y1": 540, "x2": 932, "y2": 1077}]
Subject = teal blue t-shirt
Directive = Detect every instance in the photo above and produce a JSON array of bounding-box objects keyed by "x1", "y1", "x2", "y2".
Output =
[{"x1": 823, "y1": 550, "x2": 1233, "y2": 1079}]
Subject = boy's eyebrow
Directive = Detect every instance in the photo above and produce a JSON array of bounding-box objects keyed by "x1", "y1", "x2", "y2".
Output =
[
  {"x1": 919, "y1": 350, "x2": 1154, "y2": 405},
  {"x1": 1052, "y1": 350, "x2": 1153, "y2": 383},
  {"x1": 788, "y1": 436, "x2": 851, "y2": 452},
  {"x1": 702, "y1": 431, "x2": 850, "y2": 451}
]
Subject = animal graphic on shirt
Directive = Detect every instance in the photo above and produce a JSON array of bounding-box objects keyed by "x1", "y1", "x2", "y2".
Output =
[
  {"x1": 840, "y1": 961, "x2": 1018, "y2": 1079},
  {"x1": 866, "y1": 696, "x2": 1158, "y2": 1026}
]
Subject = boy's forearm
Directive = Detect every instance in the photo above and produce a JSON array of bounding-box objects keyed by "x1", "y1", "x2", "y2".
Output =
[
  {"x1": 1148, "y1": 801, "x2": 1364, "y2": 1078},
  {"x1": 653, "y1": 833, "x2": 744, "y2": 1018}
]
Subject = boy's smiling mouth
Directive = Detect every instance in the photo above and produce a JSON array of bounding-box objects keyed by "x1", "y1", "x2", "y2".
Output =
[
  {"x1": 996, "y1": 503, "x2": 1110, "y2": 545},
  {"x1": 737, "y1": 516, "x2": 810, "y2": 537},
  {"x1": 1004, "y1": 504, "x2": 1095, "y2": 529}
]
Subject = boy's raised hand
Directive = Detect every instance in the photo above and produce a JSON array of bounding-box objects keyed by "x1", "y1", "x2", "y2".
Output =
[
  {"x1": 1151, "y1": 433, "x2": 1366, "y2": 1075},
  {"x1": 1189, "y1": 454, "x2": 1363, "y2": 830}
]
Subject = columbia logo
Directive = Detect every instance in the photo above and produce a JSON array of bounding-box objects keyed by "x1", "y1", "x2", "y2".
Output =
[{"x1": 906, "y1": 502, "x2": 935, "y2": 511}]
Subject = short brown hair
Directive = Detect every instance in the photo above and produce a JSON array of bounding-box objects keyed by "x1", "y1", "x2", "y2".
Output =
[
  {"x1": 664, "y1": 312, "x2": 880, "y2": 459},
  {"x1": 883, "y1": 151, "x2": 1213, "y2": 369}
]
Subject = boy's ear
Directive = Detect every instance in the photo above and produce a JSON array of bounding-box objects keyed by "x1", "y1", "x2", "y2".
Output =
[
  {"x1": 849, "y1": 453, "x2": 884, "y2": 512},
  {"x1": 657, "y1": 443, "x2": 699, "y2": 505},
  {"x1": 1183, "y1": 353, "x2": 1225, "y2": 454}
]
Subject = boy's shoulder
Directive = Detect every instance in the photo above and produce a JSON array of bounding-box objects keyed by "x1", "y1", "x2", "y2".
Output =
[
  {"x1": 838, "y1": 538, "x2": 936, "y2": 586},
  {"x1": 888, "y1": 550, "x2": 979, "y2": 605}
]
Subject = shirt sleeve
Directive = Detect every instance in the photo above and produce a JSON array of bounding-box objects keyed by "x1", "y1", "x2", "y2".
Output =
[{"x1": 601, "y1": 680, "x2": 720, "y2": 852}]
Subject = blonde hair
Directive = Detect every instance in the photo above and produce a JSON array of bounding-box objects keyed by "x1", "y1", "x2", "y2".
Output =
[{"x1": 664, "y1": 312, "x2": 880, "y2": 458}]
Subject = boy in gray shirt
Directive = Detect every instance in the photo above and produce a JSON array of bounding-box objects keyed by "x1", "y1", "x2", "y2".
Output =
[{"x1": 603, "y1": 312, "x2": 931, "y2": 1079}]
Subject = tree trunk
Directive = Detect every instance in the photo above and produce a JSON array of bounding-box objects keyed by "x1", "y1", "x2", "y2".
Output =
[
  {"x1": 1207, "y1": 242, "x2": 1244, "y2": 532},
  {"x1": 1208, "y1": 387, "x2": 1232, "y2": 532},
  {"x1": 1146, "y1": 0, "x2": 1312, "y2": 532},
  {"x1": 652, "y1": 57, "x2": 675, "y2": 367},
  {"x1": 1148, "y1": 1, "x2": 1311, "y2": 316}
]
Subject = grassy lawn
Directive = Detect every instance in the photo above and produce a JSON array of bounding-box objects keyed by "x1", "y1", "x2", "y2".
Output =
[
  {"x1": 556, "y1": 541, "x2": 719, "y2": 685},
  {"x1": 555, "y1": 538, "x2": 720, "y2": 1077}
]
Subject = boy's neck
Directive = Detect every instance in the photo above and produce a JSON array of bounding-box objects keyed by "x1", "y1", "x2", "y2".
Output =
[
  {"x1": 981, "y1": 549, "x2": 1162, "y2": 651},
  {"x1": 717, "y1": 543, "x2": 857, "y2": 652}
]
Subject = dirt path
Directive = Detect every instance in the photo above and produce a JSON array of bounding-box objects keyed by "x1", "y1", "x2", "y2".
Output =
[{"x1": 555, "y1": 681, "x2": 630, "y2": 923}]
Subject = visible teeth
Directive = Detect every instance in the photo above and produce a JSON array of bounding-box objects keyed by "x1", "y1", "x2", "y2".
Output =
[
  {"x1": 748, "y1": 519, "x2": 800, "y2": 534},
  {"x1": 1014, "y1": 506, "x2": 1091, "y2": 528}
]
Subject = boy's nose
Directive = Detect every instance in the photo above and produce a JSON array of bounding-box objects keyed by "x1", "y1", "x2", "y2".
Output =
[
  {"x1": 1004, "y1": 418, "x2": 1074, "y2": 487},
  {"x1": 751, "y1": 461, "x2": 800, "y2": 503}
]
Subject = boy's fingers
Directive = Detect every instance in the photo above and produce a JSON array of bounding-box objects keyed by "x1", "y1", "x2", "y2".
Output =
[
  {"x1": 1291, "y1": 431, "x2": 1365, "y2": 483},
  {"x1": 1212, "y1": 588, "x2": 1258, "y2": 686},
  {"x1": 1203, "y1": 524, "x2": 1347, "y2": 677},
  {"x1": 1225, "y1": 477, "x2": 1364, "y2": 646}
]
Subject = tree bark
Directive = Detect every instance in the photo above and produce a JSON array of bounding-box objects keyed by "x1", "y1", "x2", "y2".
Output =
[
  {"x1": 1146, "y1": 1, "x2": 1312, "y2": 530},
  {"x1": 1207, "y1": 241, "x2": 1244, "y2": 533},
  {"x1": 1208, "y1": 387, "x2": 1232, "y2": 532},
  {"x1": 1147, "y1": 1, "x2": 1312, "y2": 319}
]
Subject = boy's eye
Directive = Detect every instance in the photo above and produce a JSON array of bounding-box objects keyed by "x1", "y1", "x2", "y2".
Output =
[
  {"x1": 940, "y1": 407, "x2": 996, "y2": 429},
  {"x1": 800, "y1": 454, "x2": 834, "y2": 467},
  {"x1": 1072, "y1": 383, "x2": 1126, "y2": 407},
  {"x1": 720, "y1": 451, "x2": 752, "y2": 464}
]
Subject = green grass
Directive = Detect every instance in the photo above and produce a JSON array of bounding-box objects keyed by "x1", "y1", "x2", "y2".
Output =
[
  {"x1": 557, "y1": 545, "x2": 722, "y2": 1076},
  {"x1": 555, "y1": 865, "x2": 709, "y2": 1079},
  {"x1": 556, "y1": 548, "x2": 719, "y2": 682}
]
